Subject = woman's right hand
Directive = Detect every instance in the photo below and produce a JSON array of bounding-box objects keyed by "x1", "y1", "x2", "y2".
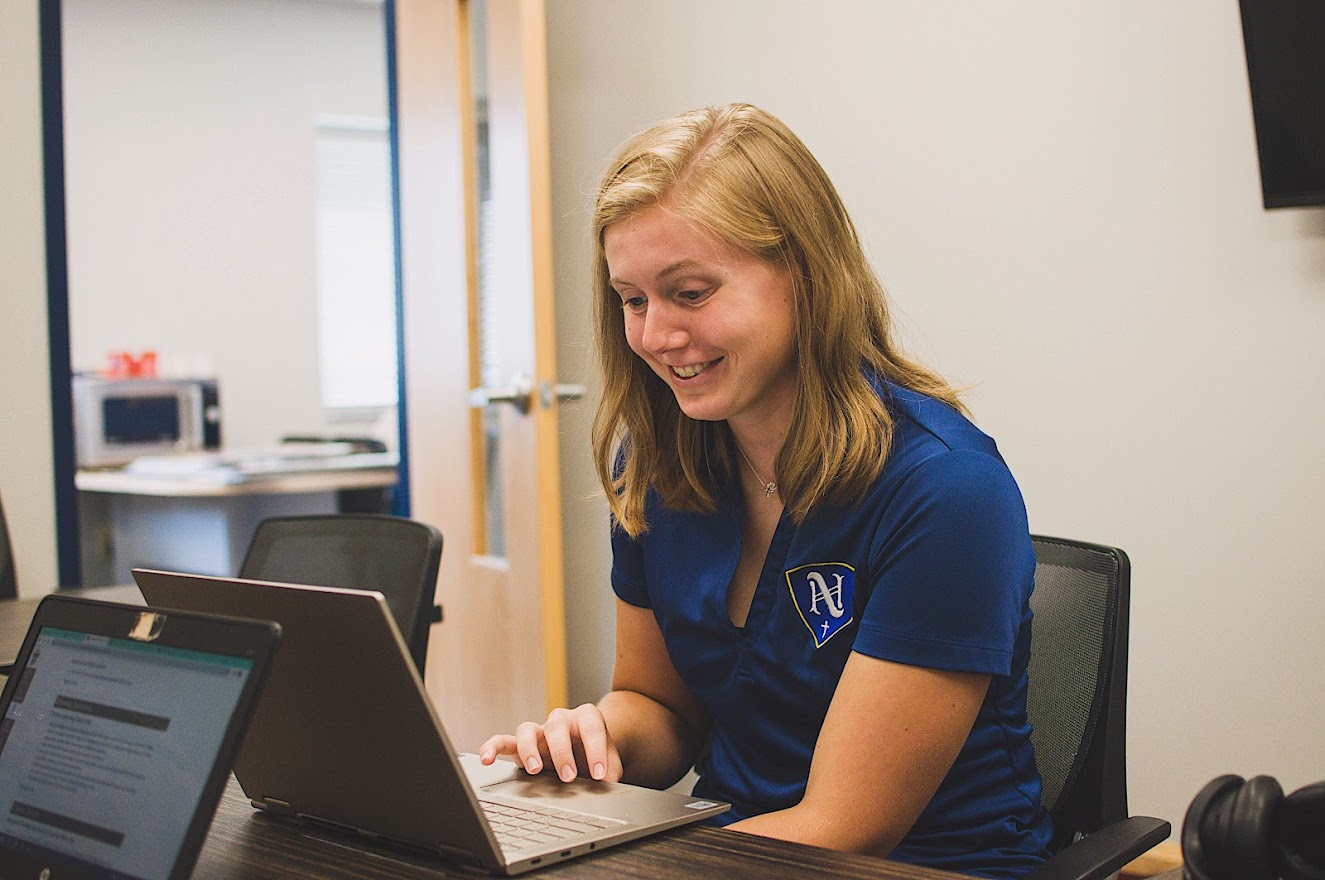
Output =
[{"x1": 478, "y1": 703, "x2": 624, "y2": 784}]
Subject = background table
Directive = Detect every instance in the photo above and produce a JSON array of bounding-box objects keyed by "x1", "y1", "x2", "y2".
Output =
[{"x1": 77, "y1": 456, "x2": 397, "y2": 585}]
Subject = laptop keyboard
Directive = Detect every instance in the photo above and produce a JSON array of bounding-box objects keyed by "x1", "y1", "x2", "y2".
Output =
[{"x1": 480, "y1": 799, "x2": 626, "y2": 853}]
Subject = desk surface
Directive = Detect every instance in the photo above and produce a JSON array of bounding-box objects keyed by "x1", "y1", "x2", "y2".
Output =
[
  {"x1": 2, "y1": 589, "x2": 968, "y2": 880},
  {"x1": 199, "y1": 777, "x2": 962, "y2": 880}
]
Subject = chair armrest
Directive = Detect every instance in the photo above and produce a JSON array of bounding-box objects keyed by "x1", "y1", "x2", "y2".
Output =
[{"x1": 1024, "y1": 816, "x2": 1172, "y2": 880}]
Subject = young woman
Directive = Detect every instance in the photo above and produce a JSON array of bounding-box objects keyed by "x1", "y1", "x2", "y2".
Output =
[{"x1": 480, "y1": 103, "x2": 1052, "y2": 878}]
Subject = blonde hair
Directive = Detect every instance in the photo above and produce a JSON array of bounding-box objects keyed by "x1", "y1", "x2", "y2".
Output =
[{"x1": 591, "y1": 103, "x2": 964, "y2": 537}]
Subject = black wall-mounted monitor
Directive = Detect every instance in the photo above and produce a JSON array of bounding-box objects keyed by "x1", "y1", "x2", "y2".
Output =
[{"x1": 1238, "y1": 0, "x2": 1325, "y2": 209}]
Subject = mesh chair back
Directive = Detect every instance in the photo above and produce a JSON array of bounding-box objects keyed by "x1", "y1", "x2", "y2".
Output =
[
  {"x1": 239, "y1": 514, "x2": 442, "y2": 674},
  {"x1": 1026, "y1": 535, "x2": 1131, "y2": 851},
  {"x1": 0, "y1": 493, "x2": 16, "y2": 600}
]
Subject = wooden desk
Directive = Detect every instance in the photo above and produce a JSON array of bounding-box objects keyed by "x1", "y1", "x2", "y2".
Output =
[
  {"x1": 198, "y1": 778, "x2": 963, "y2": 880},
  {"x1": 2, "y1": 591, "x2": 966, "y2": 879}
]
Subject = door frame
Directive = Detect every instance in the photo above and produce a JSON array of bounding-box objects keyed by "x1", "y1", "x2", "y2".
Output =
[
  {"x1": 394, "y1": 0, "x2": 567, "y2": 722},
  {"x1": 39, "y1": 0, "x2": 82, "y2": 588}
]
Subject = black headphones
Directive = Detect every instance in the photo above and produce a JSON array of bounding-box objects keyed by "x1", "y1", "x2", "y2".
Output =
[{"x1": 1182, "y1": 774, "x2": 1325, "y2": 880}]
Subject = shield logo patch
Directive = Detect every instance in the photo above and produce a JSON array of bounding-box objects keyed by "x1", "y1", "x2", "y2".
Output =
[{"x1": 785, "y1": 562, "x2": 855, "y2": 648}]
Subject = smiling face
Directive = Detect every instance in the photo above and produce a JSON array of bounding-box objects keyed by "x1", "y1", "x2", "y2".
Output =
[{"x1": 604, "y1": 203, "x2": 798, "y2": 438}]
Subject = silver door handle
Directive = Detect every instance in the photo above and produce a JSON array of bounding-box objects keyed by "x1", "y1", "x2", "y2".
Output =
[
  {"x1": 468, "y1": 376, "x2": 585, "y2": 414},
  {"x1": 538, "y1": 381, "x2": 586, "y2": 409},
  {"x1": 468, "y1": 374, "x2": 534, "y2": 414}
]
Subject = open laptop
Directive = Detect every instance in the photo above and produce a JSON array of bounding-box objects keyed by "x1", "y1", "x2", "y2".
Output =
[
  {"x1": 132, "y1": 568, "x2": 728, "y2": 875},
  {"x1": 0, "y1": 595, "x2": 280, "y2": 880}
]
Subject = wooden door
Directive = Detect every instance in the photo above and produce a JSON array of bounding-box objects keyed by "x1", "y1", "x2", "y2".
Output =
[{"x1": 394, "y1": 0, "x2": 567, "y2": 751}]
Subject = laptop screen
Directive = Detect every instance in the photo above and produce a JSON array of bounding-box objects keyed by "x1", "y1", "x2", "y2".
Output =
[{"x1": 0, "y1": 625, "x2": 254, "y2": 879}]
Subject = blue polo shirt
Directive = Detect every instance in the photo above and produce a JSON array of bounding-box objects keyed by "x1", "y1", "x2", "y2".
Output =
[{"x1": 610, "y1": 383, "x2": 1053, "y2": 878}]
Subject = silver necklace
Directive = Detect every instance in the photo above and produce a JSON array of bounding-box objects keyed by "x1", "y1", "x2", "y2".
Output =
[{"x1": 736, "y1": 444, "x2": 778, "y2": 498}]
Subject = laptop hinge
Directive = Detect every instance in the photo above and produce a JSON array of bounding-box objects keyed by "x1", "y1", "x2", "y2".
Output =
[
  {"x1": 431, "y1": 842, "x2": 476, "y2": 862},
  {"x1": 251, "y1": 796, "x2": 295, "y2": 816},
  {"x1": 365, "y1": 830, "x2": 479, "y2": 866}
]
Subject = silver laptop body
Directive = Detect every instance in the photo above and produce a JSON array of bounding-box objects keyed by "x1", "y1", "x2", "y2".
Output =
[{"x1": 132, "y1": 568, "x2": 728, "y2": 875}]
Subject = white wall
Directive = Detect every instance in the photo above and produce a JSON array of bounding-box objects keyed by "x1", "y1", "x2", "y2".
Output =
[
  {"x1": 548, "y1": 0, "x2": 1325, "y2": 835},
  {"x1": 61, "y1": 0, "x2": 392, "y2": 450},
  {"x1": 1, "y1": 0, "x2": 392, "y2": 594},
  {"x1": 0, "y1": 0, "x2": 59, "y2": 596}
]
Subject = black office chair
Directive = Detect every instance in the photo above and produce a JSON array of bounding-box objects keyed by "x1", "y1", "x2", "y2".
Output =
[
  {"x1": 238, "y1": 514, "x2": 443, "y2": 675},
  {"x1": 1, "y1": 491, "x2": 17, "y2": 601},
  {"x1": 1023, "y1": 535, "x2": 1171, "y2": 880}
]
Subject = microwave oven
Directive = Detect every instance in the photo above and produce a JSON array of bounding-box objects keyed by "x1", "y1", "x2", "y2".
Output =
[{"x1": 72, "y1": 375, "x2": 222, "y2": 468}]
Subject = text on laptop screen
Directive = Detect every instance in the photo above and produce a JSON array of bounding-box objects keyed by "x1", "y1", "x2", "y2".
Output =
[{"x1": 0, "y1": 627, "x2": 253, "y2": 880}]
